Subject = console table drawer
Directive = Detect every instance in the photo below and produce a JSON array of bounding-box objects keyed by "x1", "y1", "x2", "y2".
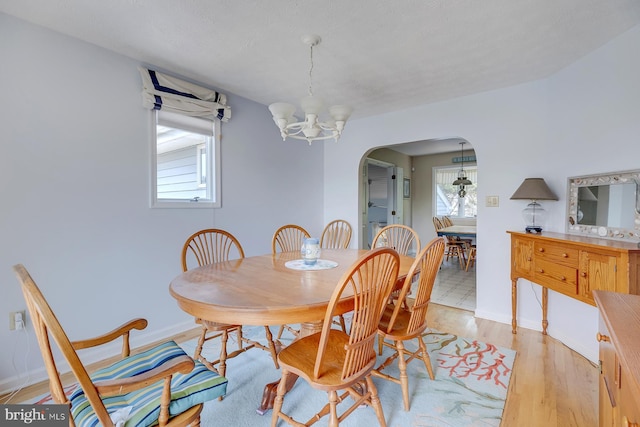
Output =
[
  {"x1": 534, "y1": 242, "x2": 579, "y2": 267},
  {"x1": 534, "y1": 259, "x2": 578, "y2": 296}
]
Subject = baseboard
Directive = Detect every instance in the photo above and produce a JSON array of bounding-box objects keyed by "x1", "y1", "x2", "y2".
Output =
[
  {"x1": 474, "y1": 308, "x2": 597, "y2": 364},
  {"x1": 473, "y1": 308, "x2": 517, "y2": 328},
  {"x1": 546, "y1": 326, "x2": 598, "y2": 365}
]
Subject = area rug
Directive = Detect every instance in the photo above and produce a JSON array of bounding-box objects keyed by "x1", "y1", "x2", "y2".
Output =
[
  {"x1": 193, "y1": 327, "x2": 515, "y2": 427},
  {"x1": 29, "y1": 328, "x2": 515, "y2": 427}
]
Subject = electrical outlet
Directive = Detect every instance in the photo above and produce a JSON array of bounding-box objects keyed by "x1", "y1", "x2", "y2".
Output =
[{"x1": 9, "y1": 311, "x2": 26, "y2": 331}]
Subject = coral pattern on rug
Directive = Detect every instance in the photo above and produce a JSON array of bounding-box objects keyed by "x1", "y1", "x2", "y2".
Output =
[{"x1": 410, "y1": 331, "x2": 514, "y2": 426}]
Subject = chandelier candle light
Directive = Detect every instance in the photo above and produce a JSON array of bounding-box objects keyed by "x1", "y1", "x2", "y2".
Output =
[
  {"x1": 453, "y1": 141, "x2": 472, "y2": 198},
  {"x1": 268, "y1": 35, "x2": 353, "y2": 145}
]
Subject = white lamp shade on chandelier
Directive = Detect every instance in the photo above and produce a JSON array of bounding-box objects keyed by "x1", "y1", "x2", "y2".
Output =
[{"x1": 268, "y1": 35, "x2": 353, "y2": 145}]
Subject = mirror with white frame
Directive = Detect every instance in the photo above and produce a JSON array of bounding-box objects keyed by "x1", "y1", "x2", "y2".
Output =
[{"x1": 567, "y1": 169, "x2": 640, "y2": 240}]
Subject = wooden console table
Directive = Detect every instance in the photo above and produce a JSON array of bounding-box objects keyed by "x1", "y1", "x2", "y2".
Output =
[
  {"x1": 594, "y1": 291, "x2": 640, "y2": 427},
  {"x1": 508, "y1": 231, "x2": 640, "y2": 334}
]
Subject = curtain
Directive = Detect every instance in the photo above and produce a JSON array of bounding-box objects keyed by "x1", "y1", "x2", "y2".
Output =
[
  {"x1": 437, "y1": 167, "x2": 477, "y2": 184},
  {"x1": 139, "y1": 67, "x2": 231, "y2": 122}
]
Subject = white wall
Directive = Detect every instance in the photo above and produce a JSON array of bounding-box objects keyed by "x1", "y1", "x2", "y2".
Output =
[
  {"x1": 0, "y1": 13, "x2": 325, "y2": 393},
  {"x1": 324, "y1": 24, "x2": 640, "y2": 363}
]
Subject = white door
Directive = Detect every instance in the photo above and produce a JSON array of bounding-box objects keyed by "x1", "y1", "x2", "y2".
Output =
[{"x1": 363, "y1": 159, "x2": 404, "y2": 248}]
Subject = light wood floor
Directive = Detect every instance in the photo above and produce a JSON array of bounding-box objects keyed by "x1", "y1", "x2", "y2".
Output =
[
  {"x1": 2, "y1": 304, "x2": 598, "y2": 426},
  {"x1": 429, "y1": 303, "x2": 599, "y2": 427}
]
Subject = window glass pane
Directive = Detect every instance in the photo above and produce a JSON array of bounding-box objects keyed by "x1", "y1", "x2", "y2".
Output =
[
  {"x1": 156, "y1": 125, "x2": 210, "y2": 200},
  {"x1": 434, "y1": 166, "x2": 477, "y2": 218},
  {"x1": 152, "y1": 110, "x2": 220, "y2": 207}
]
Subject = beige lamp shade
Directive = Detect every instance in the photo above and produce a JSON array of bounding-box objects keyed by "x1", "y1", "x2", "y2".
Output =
[
  {"x1": 510, "y1": 178, "x2": 558, "y2": 201},
  {"x1": 510, "y1": 178, "x2": 557, "y2": 233}
]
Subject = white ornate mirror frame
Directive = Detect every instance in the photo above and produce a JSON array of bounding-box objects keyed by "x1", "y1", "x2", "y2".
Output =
[{"x1": 567, "y1": 169, "x2": 640, "y2": 241}]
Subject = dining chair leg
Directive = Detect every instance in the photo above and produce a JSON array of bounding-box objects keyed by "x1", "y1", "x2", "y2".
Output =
[
  {"x1": 366, "y1": 376, "x2": 387, "y2": 427},
  {"x1": 218, "y1": 329, "x2": 229, "y2": 379},
  {"x1": 338, "y1": 314, "x2": 347, "y2": 333},
  {"x1": 264, "y1": 326, "x2": 279, "y2": 369},
  {"x1": 236, "y1": 327, "x2": 243, "y2": 350},
  {"x1": 194, "y1": 325, "x2": 222, "y2": 374},
  {"x1": 418, "y1": 337, "x2": 435, "y2": 380},
  {"x1": 396, "y1": 341, "x2": 410, "y2": 411},
  {"x1": 465, "y1": 246, "x2": 476, "y2": 271},
  {"x1": 194, "y1": 326, "x2": 207, "y2": 363},
  {"x1": 456, "y1": 246, "x2": 466, "y2": 269},
  {"x1": 328, "y1": 390, "x2": 339, "y2": 427},
  {"x1": 271, "y1": 370, "x2": 288, "y2": 427}
]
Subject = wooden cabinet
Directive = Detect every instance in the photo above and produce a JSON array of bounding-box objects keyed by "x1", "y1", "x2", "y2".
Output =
[
  {"x1": 509, "y1": 231, "x2": 640, "y2": 334},
  {"x1": 594, "y1": 291, "x2": 640, "y2": 427}
]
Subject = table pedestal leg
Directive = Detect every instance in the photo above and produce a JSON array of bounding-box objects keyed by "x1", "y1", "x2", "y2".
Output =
[{"x1": 256, "y1": 321, "x2": 323, "y2": 415}]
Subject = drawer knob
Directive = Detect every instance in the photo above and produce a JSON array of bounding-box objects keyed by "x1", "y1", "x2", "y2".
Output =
[
  {"x1": 538, "y1": 248, "x2": 545, "y2": 252},
  {"x1": 560, "y1": 276, "x2": 566, "y2": 281},
  {"x1": 538, "y1": 269, "x2": 544, "y2": 273},
  {"x1": 597, "y1": 333, "x2": 610, "y2": 342},
  {"x1": 581, "y1": 272, "x2": 587, "y2": 278},
  {"x1": 562, "y1": 253, "x2": 568, "y2": 258},
  {"x1": 622, "y1": 416, "x2": 638, "y2": 427}
]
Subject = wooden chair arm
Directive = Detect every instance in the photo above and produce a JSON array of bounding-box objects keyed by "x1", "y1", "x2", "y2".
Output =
[
  {"x1": 94, "y1": 354, "x2": 195, "y2": 397},
  {"x1": 72, "y1": 318, "x2": 148, "y2": 357}
]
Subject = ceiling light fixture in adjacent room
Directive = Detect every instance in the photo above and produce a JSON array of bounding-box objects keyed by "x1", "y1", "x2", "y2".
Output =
[{"x1": 453, "y1": 141, "x2": 472, "y2": 198}]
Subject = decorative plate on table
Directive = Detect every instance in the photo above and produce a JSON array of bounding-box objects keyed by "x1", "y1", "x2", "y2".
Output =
[{"x1": 285, "y1": 259, "x2": 339, "y2": 271}]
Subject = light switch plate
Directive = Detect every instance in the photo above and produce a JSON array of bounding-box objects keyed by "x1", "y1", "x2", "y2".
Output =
[{"x1": 486, "y1": 196, "x2": 499, "y2": 207}]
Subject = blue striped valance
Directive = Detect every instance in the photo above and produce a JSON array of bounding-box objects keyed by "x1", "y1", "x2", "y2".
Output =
[{"x1": 139, "y1": 67, "x2": 231, "y2": 122}]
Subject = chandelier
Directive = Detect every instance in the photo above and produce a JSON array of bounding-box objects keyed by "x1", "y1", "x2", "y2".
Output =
[
  {"x1": 268, "y1": 35, "x2": 353, "y2": 145},
  {"x1": 452, "y1": 141, "x2": 472, "y2": 198}
]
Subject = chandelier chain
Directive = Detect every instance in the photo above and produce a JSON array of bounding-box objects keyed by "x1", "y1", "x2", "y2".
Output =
[{"x1": 308, "y1": 43, "x2": 314, "y2": 97}]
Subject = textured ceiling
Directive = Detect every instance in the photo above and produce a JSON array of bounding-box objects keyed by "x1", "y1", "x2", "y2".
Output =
[{"x1": 3, "y1": 0, "x2": 640, "y2": 154}]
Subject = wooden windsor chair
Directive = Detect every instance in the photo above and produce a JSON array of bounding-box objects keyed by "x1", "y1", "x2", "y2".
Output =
[
  {"x1": 271, "y1": 247, "x2": 400, "y2": 427},
  {"x1": 320, "y1": 219, "x2": 353, "y2": 332},
  {"x1": 272, "y1": 224, "x2": 311, "y2": 340},
  {"x1": 320, "y1": 219, "x2": 352, "y2": 250},
  {"x1": 372, "y1": 237, "x2": 446, "y2": 410},
  {"x1": 14, "y1": 264, "x2": 227, "y2": 427},
  {"x1": 433, "y1": 216, "x2": 467, "y2": 268},
  {"x1": 182, "y1": 229, "x2": 280, "y2": 384}
]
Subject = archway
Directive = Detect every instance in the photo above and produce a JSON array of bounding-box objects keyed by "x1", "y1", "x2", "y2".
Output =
[{"x1": 358, "y1": 137, "x2": 478, "y2": 311}]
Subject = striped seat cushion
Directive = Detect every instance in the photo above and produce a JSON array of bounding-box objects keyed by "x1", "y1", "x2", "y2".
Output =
[{"x1": 69, "y1": 340, "x2": 227, "y2": 427}]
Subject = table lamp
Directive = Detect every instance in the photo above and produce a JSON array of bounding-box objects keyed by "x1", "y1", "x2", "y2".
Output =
[{"x1": 510, "y1": 178, "x2": 558, "y2": 233}]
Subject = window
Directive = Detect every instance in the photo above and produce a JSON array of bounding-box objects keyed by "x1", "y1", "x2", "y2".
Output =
[
  {"x1": 434, "y1": 166, "x2": 477, "y2": 217},
  {"x1": 151, "y1": 110, "x2": 221, "y2": 208}
]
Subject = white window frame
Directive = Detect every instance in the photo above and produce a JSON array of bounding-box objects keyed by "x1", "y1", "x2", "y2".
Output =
[
  {"x1": 150, "y1": 110, "x2": 221, "y2": 208},
  {"x1": 197, "y1": 144, "x2": 207, "y2": 188},
  {"x1": 433, "y1": 165, "x2": 477, "y2": 218}
]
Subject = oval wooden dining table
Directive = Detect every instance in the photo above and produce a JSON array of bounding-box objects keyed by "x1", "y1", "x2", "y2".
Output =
[{"x1": 169, "y1": 248, "x2": 416, "y2": 414}]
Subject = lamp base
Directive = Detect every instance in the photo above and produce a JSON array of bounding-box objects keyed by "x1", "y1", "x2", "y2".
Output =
[{"x1": 525, "y1": 226, "x2": 543, "y2": 234}]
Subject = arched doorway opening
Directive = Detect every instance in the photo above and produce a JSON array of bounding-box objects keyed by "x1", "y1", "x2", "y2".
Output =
[{"x1": 358, "y1": 137, "x2": 477, "y2": 311}]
